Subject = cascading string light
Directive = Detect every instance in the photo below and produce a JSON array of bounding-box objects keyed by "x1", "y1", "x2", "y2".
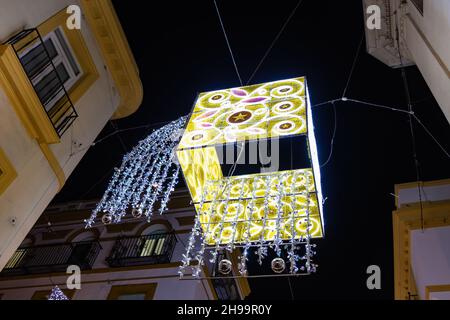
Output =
[
  {"x1": 256, "y1": 175, "x2": 272, "y2": 265},
  {"x1": 179, "y1": 171, "x2": 319, "y2": 279},
  {"x1": 85, "y1": 116, "x2": 187, "y2": 228}
]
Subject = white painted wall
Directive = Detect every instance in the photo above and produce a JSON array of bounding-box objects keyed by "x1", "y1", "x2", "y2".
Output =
[
  {"x1": 362, "y1": 0, "x2": 450, "y2": 123},
  {"x1": 411, "y1": 226, "x2": 450, "y2": 300},
  {"x1": 0, "y1": 267, "x2": 213, "y2": 300},
  {"x1": 429, "y1": 291, "x2": 450, "y2": 300},
  {"x1": 0, "y1": 0, "x2": 121, "y2": 270},
  {"x1": 405, "y1": 0, "x2": 450, "y2": 123},
  {"x1": 397, "y1": 183, "x2": 450, "y2": 207}
]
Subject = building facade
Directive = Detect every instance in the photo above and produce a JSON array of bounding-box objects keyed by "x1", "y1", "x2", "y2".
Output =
[
  {"x1": 0, "y1": 0, "x2": 143, "y2": 270},
  {"x1": 393, "y1": 179, "x2": 450, "y2": 300},
  {"x1": 0, "y1": 189, "x2": 251, "y2": 300},
  {"x1": 362, "y1": 0, "x2": 450, "y2": 123}
]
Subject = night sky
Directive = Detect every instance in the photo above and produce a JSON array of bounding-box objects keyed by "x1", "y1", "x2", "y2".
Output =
[{"x1": 53, "y1": 0, "x2": 450, "y2": 299}]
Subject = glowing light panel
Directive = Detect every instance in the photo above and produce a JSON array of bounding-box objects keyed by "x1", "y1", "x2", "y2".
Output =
[{"x1": 177, "y1": 77, "x2": 324, "y2": 245}]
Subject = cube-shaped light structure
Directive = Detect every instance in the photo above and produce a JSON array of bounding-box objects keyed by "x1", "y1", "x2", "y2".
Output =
[{"x1": 177, "y1": 77, "x2": 324, "y2": 245}]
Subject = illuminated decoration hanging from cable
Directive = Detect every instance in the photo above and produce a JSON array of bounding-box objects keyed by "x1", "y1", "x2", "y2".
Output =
[
  {"x1": 177, "y1": 77, "x2": 324, "y2": 278},
  {"x1": 85, "y1": 116, "x2": 187, "y2": 227},
  {"x1": 48, "y1": 286, "x2": 69, "y2": 300}
]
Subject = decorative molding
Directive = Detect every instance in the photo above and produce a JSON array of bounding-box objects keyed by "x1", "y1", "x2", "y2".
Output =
[
  {"x1": 80, "y1": 0, "x2": 143, "y2": 119},
  {"x1": 107, "y1": 283, "x2": 157, "y2": 300},
  {"x1": 135, "y1": 219, "x2": 173, "y2": 235},
  {"x1": 66, "y1": 227, "x2": 100, "y2": 242},
  {"x1": 0, "y1": 262, "x2": 182, "y2": 282},
  {"x1": 394, "y1": 178, "x2": 450, "y2": 209},
  {"x1": 38, "y1": 142, "x2": 65, "y2": 190},
  {"x1": 425, "y1": 284, "x2": 450, "y2": 300},
  {"x1": 393, "y1": 200, "x2": 450, "y2": 300},
  {"x1": 0, "y1": 147, "x2": 17, "y2": 195}
]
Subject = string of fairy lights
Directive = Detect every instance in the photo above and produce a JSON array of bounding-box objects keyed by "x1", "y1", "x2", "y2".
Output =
[
  {"x1": 85, "y1": 116, "x2": 187, "y2": 227},
  {"x1": 178, "y1": 169, "x2": 320, "y2": 278}
]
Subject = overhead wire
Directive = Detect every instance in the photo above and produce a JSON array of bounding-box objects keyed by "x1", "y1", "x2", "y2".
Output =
[
  {"x1": 320, "y1": 101, "x2": 337, "y2": 168},
  {"x1": 341, "y1": 34, "x2": 365, "y2": 98},
  {"x1": 246, "y1": 0, "x2": 304, "y2": 85},
  {"x1": 394, "y1": 8, "x2": 424, "y2": 231},
  {"x1": 213, "y1": 0, "x2": 243, "y2": 86}
]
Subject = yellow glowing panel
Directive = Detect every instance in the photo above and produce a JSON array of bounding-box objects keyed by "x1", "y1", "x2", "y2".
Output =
[
  {"x1": 177, "y1": 77, "x2": 324, "y2": 246},
  {"x1": 195, "y1": 169, "x2": 323, "y2": 245},
  {"x1": 179, "y1": 78, "x2": 306, "y2": 149},
  {"x1": 176, "y1": 146, "x2": 222, "y2": 203}
]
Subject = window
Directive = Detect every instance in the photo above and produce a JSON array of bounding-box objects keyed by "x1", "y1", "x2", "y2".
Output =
[
  {"x1": 0, "y1": 7, "x2": 98, "y2": 144},
  {"x1": 4, "y1": 238, "x2": 33, "y2": 269},
  {"x1": 140, "y1": 226, "x2": 168, "y2": 257},
  {"x1": 19, "y1": 27, "x2": 82, "y2": 114},
  {"x1": 107, "y1": 284, "x2": 157, "y2": 300}
]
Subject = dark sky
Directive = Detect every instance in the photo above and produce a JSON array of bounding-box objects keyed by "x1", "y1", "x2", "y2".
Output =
[{"x1": 53, "y1": 0, "x2": 450, "y2": 299}]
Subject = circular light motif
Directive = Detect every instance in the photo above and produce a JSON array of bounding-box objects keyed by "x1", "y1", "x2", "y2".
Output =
[
  {"x1": 278, "y1": 86, "x2": 293, "y2": 93},
  {"x1": 102, "y1": 214, "x2": 112, "y2": 225},
  {"x1": 197, "y1": 90, "x2": 230, "y2": 108},
  {"x1": 218, "y1": 259, "x2": 232, "y2": 275},
  {"x1": 210, "y1": 94, "x2": 225, "y2": 102},
  {"x1": 227, "y1": 110, "x2": 252, "y2": 124},
  {"x1": 131, "y1": 208, "x2": 142, "y2": 218},
  {"x1": 279, "y1": 121, "x2": 294, "y2": 131},
  {"x1": 270, "y1": 116, "x2": 306, "y2": 136},
  {"x1": 220, "y1": 226, "x2": 235, "y2": 242},
  {"x1": 269, "y1": 80, "x2": 304, "y2": 98},
  {"x1": 191, "y1": 133, "x2": 204, "y2": 141},
  {"x1": 271, "y1": 258, "x2": 286, "y2": 273},
  {"x1": 295, "y1": 217, "x2": 320, "y2": 235}
]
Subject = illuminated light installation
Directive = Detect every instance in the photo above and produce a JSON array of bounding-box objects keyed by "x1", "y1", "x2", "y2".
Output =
[
  {"x1": 48, "y1": 286, "x2": 69, "y2": 300},
  {"x1": 177, "y1": 77, "x2": 324, "y2": 278},
  {"x1": 85, "y1": 116, "x2": 187, "y2": 227}
]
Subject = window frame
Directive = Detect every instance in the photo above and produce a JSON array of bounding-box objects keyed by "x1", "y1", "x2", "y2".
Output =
[
  {"x1": 107, "y1": 283, "x2": 157, "y2": 300},
  {"x1": 18, "y1": 27, "x2": 83, "y2": 113},
  {"x1": 36, "y1": 7, "x2": 99, "y2": 106}
]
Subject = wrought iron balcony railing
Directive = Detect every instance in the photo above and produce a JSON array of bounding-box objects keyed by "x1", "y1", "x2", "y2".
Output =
[
  {"x1": 1, "y1": 241, "x2": 101, "y2": 276},
  {"x1": 211, "y1": 252, "x2": 241, "y2": 300},
  {"x1": 4, "y1": 28, "x2": 78, "y2": 137},
  {"x1": 106, "y1": 233, "x2": 177, "y2": 267}
]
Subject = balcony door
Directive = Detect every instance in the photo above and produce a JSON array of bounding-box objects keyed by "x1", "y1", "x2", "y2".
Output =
[
  {"x1": 139, "y1": 226, "x2": 168, "y2": 257},
  {"x1": 19, "y1": 27, "x2": 82, "y2": 113}
]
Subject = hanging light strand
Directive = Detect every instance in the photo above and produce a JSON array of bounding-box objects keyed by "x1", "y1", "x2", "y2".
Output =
[{"x1": 85, "y1": 116, "x2": 187, "y2": 228}]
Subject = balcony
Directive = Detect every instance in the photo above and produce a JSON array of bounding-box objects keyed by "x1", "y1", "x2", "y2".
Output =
[
  {"x1": 1, "y1": 28, "x2": 78, "y2": 141},
  {"x1": 1, "y1": 241, "x2": 101, "y2": 276},
  {"x1": 210, "y1": 252, "x2": 241, "y2": 300},
  {"x1": 107, "y1": 233, "x2": 177, "y2": 267}
]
